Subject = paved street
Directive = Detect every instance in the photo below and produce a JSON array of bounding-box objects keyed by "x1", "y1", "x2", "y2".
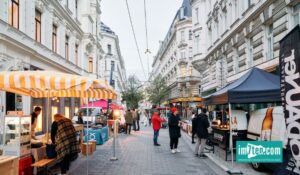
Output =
[{"x1": 69, "y1": 126, "x2": 225, "y2": 175}]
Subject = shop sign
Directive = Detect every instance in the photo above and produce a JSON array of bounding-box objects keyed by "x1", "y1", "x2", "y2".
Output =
[
  {"x1": 236, "y1": 141, "x2": 282, "y2": 163},
  {"x1": 280, "y1": 25, "x2": 300, "y2": 173}
]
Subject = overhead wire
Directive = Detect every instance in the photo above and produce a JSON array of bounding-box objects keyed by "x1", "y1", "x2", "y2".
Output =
[
  {"x1": 125, "y1": 0, "x2": 147, "y2": 80},
  {"x1": 143, "y1": 0, "x2": 151, "y2": 80}
]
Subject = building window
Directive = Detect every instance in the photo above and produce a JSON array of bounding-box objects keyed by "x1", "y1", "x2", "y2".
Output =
[
  {"x1": 75, "y1": 0, "x2": 78, "y2": 19},
  {"x1": 180, "y1": 31, "x2": 185, "y2": 42},
  {"x1": 233, "y1": 48, "x2": 239, "y2": 73},
  {"x1": 66, "y1": 0, "x2": 69, "y2": 8},
  {"x1": 189, "y1": 65, "x2": 193, "y2": 76},
  {"x1": 52, "y1": 25, "x2": 57, "y2": 52},
  {"x1": 111, "y1": 60, "x2": 115, "y2": 71},
  {"x1": 180, "y1": 7, "x2": 185, "y2": 19},
  {"x1": 180, "y1": 50, "x2": 186, "y2": 59},
  {"x1": 189, "y1": 47, "x2": 193, "y2": 58},
  {"x1": 35, "y1": 10, "x2": 42, "y2": 43},
  {"x1": 266, "y1": 24, "x2": 273, "y2": 60},
  {"x1": 8, "y1": 0, "x2": 19, "y2": 29},
  {"x1": 65, "y1": 35, "x2": 69, "y2": 60},
  {"x1": 195, "y1": 35, "x2": 200, "y2": 54},
  {"x1": 247, "y1": 39, "x2": 253, "y2": 68},
  {"x1": 234, "y1": 0, "x2": 239, "y2": 20},
  {"x1": 88, "y1": 57, "x2": 93, "y2": 73},
  {"x1": 108, "y1": 44, "x2": 112, "y2": 54},
  {"x1": 75, "y1": 44, "x2": 79, "y2": 65},
  {"x1": 195, "y1": 8, "x2": 199, "y2": 23},
  {"x1": 292, "y1": 3, "x2": 300, "y2": 28},
  {"x1": 189, "y1": 30, "x2": 192, "y2": 40}
]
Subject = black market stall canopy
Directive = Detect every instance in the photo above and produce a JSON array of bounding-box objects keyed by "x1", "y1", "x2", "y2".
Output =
[{"x1": 203, "y1": 68, "x2": 281, "y2": 105}]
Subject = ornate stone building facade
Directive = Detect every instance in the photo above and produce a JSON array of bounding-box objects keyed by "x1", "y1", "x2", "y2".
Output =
[
  {"x1": 152, "y1": 0, "x2": 201, "y2": 107},
  {"x1": 0, "y1": 0, "x2": 102, "y2": 131},
  {"x1": 191, "y1": 0, "x2": 299, "y2": 96},
  {"x1": 100, "y1": 22, "x2": 127, "y2": 105}
]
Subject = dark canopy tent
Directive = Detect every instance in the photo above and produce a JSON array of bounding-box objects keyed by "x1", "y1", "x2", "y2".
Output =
[{"x1": 203, "y1": 68, "x2": 281, "y2": 105}]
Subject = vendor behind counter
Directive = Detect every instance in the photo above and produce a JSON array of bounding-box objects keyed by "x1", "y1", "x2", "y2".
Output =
[{"x1": 31, "y1": 107, "x2": 43, "y2": 147}]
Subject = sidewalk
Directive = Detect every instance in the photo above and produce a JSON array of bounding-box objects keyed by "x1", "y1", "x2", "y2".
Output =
[
  {"x1": 68, "y1": 126, "x2": 225, "y2": 175},
  {"x1": 181, "y1": 132, "x2": 272, "y2": 175}
]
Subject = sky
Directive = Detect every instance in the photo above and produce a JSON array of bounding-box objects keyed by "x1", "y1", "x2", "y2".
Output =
[{"x1": 101, "y1": 0, "x2": 183, "y2": 82}]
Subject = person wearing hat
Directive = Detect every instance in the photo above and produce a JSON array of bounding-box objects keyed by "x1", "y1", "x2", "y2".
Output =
[
  {"x1": 151, "y1": 110, "x2": 166, "y2": 146},
  {"x1": 168, "y1": 107, "x2": 182, "y2": 154}
]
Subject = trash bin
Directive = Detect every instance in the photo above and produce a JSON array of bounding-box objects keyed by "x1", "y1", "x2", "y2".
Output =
[{"x1": 84, "y1": 128, "x2": 103, "y2": 145}]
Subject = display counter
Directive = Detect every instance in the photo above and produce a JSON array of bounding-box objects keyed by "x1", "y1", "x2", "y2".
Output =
[
  {"x1": 211, "y1": 127, "x2": 247, "y2": 161},
  {"x1": 0, "y1": 156, "x2": 19, "y2": 175}
]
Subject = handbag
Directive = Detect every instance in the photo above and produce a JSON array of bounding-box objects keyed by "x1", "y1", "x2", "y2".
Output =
[{"x1": 46, "y1": 144, "x2": 57, "y2": 158}]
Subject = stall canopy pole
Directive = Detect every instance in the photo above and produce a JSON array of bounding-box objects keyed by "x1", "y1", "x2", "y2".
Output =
[
  {"x1": 46, "y1": 89, "x2": 50, "y2": 143},
  {"x1": 228, "y1": 103, "x2": 234, "y2": 167},
  {"x1": 86, "y1": 95, "x2": 89, "y2": 175}
]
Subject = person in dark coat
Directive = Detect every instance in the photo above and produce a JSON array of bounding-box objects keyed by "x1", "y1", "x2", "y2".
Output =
[
  {"x1": 76, "y1": 111, "x2": 84, "y2": 124},
  {"x1": 195, "y1": 108, "x2": 210, "y2": 157},
  {"x1": 168, "y1": 107, "x2": 181, "y2": 154},
  {"x1": 125, "y1": 109, "x2": 133, "y2": 134},
  {"x1": 191, "y1": 110, "x2": 197, "y2": 144}
]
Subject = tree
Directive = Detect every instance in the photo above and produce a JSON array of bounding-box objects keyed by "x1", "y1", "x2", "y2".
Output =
[
  {"x1": 146, "y1": 75, "x2": 170, "y2": 105},
  {"x1": 121, "y1": 75, "x2": 144, "y2": 109}
]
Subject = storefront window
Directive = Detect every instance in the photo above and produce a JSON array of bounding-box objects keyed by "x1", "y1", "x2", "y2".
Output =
[
  {"x1": 51, "y1": 106, "x2": 58, "y2": 123},
  {"x1": 65, "y1": 107, "x2": 70, "y2": 118}
]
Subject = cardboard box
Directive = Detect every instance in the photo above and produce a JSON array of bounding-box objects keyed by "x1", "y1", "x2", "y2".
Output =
[{"x1": 81, "y1": 143, "x2": 93, "y2": 156}]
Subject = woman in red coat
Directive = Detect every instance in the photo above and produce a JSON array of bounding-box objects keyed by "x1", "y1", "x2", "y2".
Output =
[{"x1": 152, "y1": 111, "x2": 166, "y2": 146}]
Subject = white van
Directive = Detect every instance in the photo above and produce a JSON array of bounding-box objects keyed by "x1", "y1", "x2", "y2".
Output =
[{"x1": 247, "y1": 106, "x2": 287, "y2": 171}]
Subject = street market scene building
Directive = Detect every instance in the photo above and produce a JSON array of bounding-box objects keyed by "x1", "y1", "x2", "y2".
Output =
[{"x1": 0, "y1": 0, "x2": 300, "y2": 175}]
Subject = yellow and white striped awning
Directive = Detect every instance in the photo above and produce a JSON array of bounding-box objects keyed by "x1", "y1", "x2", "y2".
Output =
[{"x1": 0, "y1": 71, "x2": 117, "y2": 99}]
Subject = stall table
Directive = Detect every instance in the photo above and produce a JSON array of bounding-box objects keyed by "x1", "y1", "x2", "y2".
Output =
[
  {"x1": 74, "y1": 124, "x2": 84, "y2": 145},
  {"x1": 0, "y1": 156, "x2": 19, "y2": 175}
]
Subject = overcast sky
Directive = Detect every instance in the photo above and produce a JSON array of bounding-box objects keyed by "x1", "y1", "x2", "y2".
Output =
[{"x1": 101, "y1": 0, "x2": 182, "y2": 82}]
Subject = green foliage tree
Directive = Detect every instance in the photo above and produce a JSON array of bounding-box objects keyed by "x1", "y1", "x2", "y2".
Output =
[
  {"x1": 146, "y1": 75, "x2": 170, "y2": 106},
  {"x1": 121, "y1": 75, "x2": 144, "y2": 109}
]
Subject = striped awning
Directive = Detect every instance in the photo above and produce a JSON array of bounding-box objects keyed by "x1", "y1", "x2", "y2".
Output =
[{"x1": 0, "y1": 71, "x2": 117, "y2": 99}]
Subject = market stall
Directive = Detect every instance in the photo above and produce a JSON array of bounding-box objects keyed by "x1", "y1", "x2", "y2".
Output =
[
  {"x1": 203, "y1": 68, "x2": 281, "y2": 165},
  {"x1": 0, "y1": 71, "x2": 117, "y2": 174}
]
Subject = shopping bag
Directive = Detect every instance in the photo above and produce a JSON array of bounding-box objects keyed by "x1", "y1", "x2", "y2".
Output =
[{"x1": 46, "y1": 144, "x2": 57, "y2": 158}]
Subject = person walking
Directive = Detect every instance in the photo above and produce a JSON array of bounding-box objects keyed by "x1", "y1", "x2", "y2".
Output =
[
  {"x1": 125, "y1": 109, "x2": 133, "y2": 134},
  {"x1": 195, "y1": 108, "x2": 210, "y2": 157},
  {"x1": 131, "y1": 109, "x2": 137, "y2": 131},
  {"x1": 136, "y1": 109, "x2": 140, "y2": 131},
  {"x1": 143, "y1": 110, "x2": 149, "y2": 126},
  {"x1": 191, "y1": 110, "x2": 197, "y2": 144},
  {"x1": 152, "y1": 110, "x2": 166, "y2": 146},
  {"x1": 168, "y1": 107, "x2": 181, "y2": 154}
]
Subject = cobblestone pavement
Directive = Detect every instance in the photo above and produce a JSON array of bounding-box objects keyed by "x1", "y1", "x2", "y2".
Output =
[{"x1": 68, "y1": 126, "x2": 225, "y2": 175}]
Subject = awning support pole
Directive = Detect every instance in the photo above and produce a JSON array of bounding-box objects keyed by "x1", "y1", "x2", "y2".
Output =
[{"x1": 227, "y1": 103, "x2": 243, "y2": 174}]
